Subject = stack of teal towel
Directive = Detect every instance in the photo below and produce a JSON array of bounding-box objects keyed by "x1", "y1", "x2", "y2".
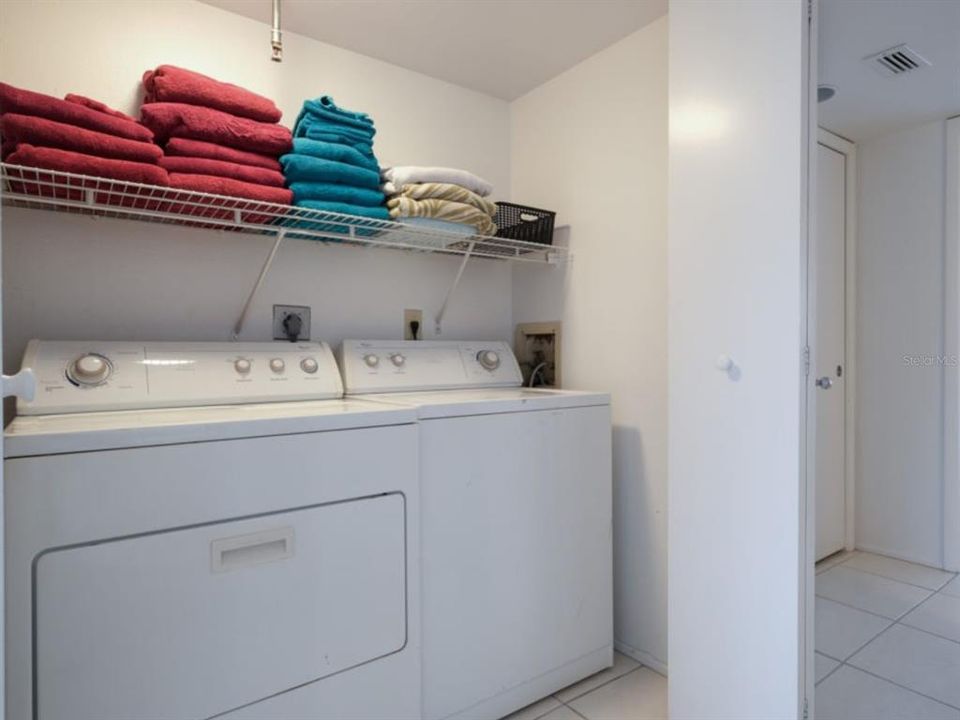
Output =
[{"x1": 280, "y1": 97, "x2": 389, "y2": 228}]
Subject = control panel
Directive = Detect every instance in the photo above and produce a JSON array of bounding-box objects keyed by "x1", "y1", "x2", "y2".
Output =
[
  {"x1": 339, "y1": 340, "x2": 523, "y2": 394},
  {"x1": 17, "y1": 340, "x2": 343, "y2": 415}
]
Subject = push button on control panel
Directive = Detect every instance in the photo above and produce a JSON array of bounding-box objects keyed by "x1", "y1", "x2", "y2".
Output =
[
  {"x1": 390, "y1": 353, "x2": 406, "y2": 367},
  {"x1": 364, "y1": 354, "x2": 380, "y2": 368},
  {"x1": 300, "y1": 357, "x2": 318, "y2": 374},
  {"x1": 270, "y1": 358, "x2": 286, "y2": 374},
  {"x1": 234, "y1": 358, "x2": 252, "y2": 375}
]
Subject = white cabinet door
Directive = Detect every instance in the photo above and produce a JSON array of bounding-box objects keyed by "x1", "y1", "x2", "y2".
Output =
[{"x1": 668, "y1": 1, "x2": 810, "y2": 718}]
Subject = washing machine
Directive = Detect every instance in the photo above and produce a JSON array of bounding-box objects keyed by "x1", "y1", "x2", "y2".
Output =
[
  {"x1": 339, "y1": 339, "x2": 613, "y2": 720},
  {"x1": 4, "y1": 340, "x2": 421, "y2": 720}
]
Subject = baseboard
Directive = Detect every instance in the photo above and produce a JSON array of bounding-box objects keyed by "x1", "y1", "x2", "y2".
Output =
[{"x1": 614, "y1": 640, "x2": 668, "y2": 677}]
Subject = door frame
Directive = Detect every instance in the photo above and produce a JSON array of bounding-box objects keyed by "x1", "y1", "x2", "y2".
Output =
[
  {"x1": 946, "y1": 115, "x2": 960, "y2": 571},
  {"x1": 815, "y1": 127, "x2": 858, "y2": 554}
]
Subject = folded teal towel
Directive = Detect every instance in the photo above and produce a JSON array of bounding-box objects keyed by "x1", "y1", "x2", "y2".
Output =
[
  {"x1": 293, "y1": 97, "x2": 377, "y2": 152},
  {"x1": 292, "y1": 138, "x2": 379, "y2": 172},
  {"x1": 300, "y1": 131, "x2": 374, "y2": 158},
  {"x1": 296, "y1": 200, "x2": 389, "y2": 219},
  {"x1": 295, "y1": 96, "x2": 375, "y2": 135},
  {"x1": 289, "y1": 181, "x2": 384, "y2": 207},
  {"x1": 296, "y1": 118, "x2": 375, "y2": 145},
  {"x1": 280, "y1": 153, "x2": 381, "y2": 189}
]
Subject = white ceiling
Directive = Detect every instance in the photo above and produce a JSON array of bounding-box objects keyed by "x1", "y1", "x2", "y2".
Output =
[
  {"x1": 200, "y1": 0, "x2": 667, "y2": 100},
  {"x1": 819, "y1": 0, "x2": 960, "y2": 141}
]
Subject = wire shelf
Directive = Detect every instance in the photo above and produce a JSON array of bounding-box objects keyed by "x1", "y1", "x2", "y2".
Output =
[{"x1": 0, "y1": 163, "x2": 565, "y2": 264}]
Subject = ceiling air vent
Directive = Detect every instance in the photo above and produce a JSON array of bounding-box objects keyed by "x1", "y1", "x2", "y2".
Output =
[{"x1": 864, "y1": 44, "x2": 931, "y2": 78}]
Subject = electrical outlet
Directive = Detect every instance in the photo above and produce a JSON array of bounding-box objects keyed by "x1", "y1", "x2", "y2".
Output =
[
  {"x1": 273, "y1": 305, "x2": 311, "y2": 342},
  {"x1": 404, "y1": 308, "x2": 423, "y2": 340}
]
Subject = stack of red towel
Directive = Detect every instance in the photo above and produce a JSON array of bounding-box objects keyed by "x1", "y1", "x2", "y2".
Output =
[
  {"x1": 139, "y1": 66, "x2": 293, "y2": 205},
  {"x1": 0, "y1": 82, "x2": 169, "y2": 187}
]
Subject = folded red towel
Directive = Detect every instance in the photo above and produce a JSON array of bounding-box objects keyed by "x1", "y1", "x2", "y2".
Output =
[
  {"x1": 65, "y1": 94, "x2": 138, "y2": 122},
  {"x1": 2, "y1": 113, "x2": 163, "y2": 164},
  {"x1": 164, "y1": 137, "x2": 282, "y2": 171},
  {"x1": 141, "y1": 103, "x2": 292, "y2": 156},
  {"x1": 159, "y1": 156, "x2": 285, "y2": 187},
  {"x1": 143, "y1": 65, "x2": 282, "y2": 124},
  {"x1": 168, "y1": 173, "x2": 292, "y2": 205},
  {"x1": 0, "y1": 82, "x2": 154, "y2": 142},
  {"x1": 5, "y1": 144, "x2": 170, "y2": 185}
]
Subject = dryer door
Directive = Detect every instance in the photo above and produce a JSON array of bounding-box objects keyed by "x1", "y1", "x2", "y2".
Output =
[{"x1": 34, "y1": 494, "x2": 406, "y2": 720}]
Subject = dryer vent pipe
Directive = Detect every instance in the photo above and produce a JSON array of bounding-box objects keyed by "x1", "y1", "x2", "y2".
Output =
[{"x1": 271, "y1": 0, "x2": 283, "y2": 62}]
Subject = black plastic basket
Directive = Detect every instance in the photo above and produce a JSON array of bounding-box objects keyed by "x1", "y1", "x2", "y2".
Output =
[{"x1": 494, "y1": 202, "x2": 556, "y2": 246}]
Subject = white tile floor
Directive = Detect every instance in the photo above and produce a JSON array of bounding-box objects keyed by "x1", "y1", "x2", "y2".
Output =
[
  {"x1": 502, "y1": 652, "x2": 667, "y2": 720},
  {"x1": 501, "y1": 549, "x2": 959, "y2": 720},
  {"x1": 815, "y1": 551, "x2": 960, "y2": 720}
]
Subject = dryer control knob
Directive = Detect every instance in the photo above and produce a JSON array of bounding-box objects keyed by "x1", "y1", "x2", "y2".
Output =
[
  {"x1": 300, "y1": 357, "x2": 319, "y2": 374},
  {"x1": 270, "y1": 358, "x2": 285, "y2": 373},
  {"x1": 477, "y1": 350, "x2": 501, "y2": 371},
  {"x1": 68, "y1": 354, "x2": 111, "y2": 386},
  {"x1": 234, "y1": 358, "x2": 252, "y2": 375},
  {"x1": 390, "y1": 353, "x2": 406, "y2": 367},
  {"x1": 364, "y1": 354, "x2": 380, "y2": 368}
]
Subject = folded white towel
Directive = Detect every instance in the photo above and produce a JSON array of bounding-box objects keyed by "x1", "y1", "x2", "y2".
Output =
[{"x1": 381, "y1": 166, "x2": 494, "y2": 198}]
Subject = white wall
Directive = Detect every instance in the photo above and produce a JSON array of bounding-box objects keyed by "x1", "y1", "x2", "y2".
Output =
[
  {"x1": 510, "y1": 19, "x2": 668, "y2": 671},
  {"x1": 0, "y1": 0, "x2": 513, "y2": 373},
  {"x1": 668, "y1": 1, "x2": 807, "y2": 717},
  {"x1": 855, "y1": 119, "x2": 948, "y2": 567}
]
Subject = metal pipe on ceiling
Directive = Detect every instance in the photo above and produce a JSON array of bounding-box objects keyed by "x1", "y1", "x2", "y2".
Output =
[{"x1": 271, "y1": 0, "x2": 282, "y2": 62}]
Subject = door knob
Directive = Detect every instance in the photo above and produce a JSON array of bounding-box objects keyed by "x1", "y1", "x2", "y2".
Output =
[{"x1": 815, "y1": 376, "x2": 833, "y2": 390}]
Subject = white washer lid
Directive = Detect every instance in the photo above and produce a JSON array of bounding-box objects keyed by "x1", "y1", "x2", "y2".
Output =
[
  {"x1": 4, "y1": 399, "x2": 417, "y2": 457},
  {"x1": 354, "y1": 388, "x2": 610, "y2": 419}
]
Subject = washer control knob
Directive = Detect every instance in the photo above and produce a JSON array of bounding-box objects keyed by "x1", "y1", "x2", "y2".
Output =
[
  {"x1": 270, "y1": 358, "x2": 286, "y2": 373},
  {"x1": 390, "y1": 353, "x2": 406, "y2": 367},
  {"x1": 234, "y1": 358, "x2": 252, "y2": 375},
  {"x1": 477, "y1": 350, "x2": 501, "y2": 371},
  {"x1": 300, "y1": 357, "x2": 318, "y2": 374},
  {"x1": 69, "y1": 354, "x2": 111, "y2": 385},
  {"x1": 364, "y1": 354, "x2": 380, "y2": 368}
]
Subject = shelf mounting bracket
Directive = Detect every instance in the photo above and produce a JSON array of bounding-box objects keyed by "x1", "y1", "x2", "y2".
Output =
[
  {"x1": 434, "y1": 240, "x2": 475, "y2": 335},
  {"x1": 232, "y1": 229, "x2": 286, "y2": 340}
]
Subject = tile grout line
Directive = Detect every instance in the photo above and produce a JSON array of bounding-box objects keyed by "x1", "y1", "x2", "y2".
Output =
[
  {"x1": 551, "y1": 663, "x2": 645, "y2": 706},
  {"x1": 814, "y1": 592, "x2": 921, "y2": 623},
  {"x1": 827, "y1": 559, "x2": 955, "y2": 592},
  {"x1": 563, "y1": 704, "x2": 590, "y2": 720},
  {"x1": 814, "y1": 655, "x2": 845, "y2": 687},
  {"x1": 836, "y1": 661, "x2": 960, "y2": 712},
  {"x1": 817, "y1": 590, "x2": 960, "y2": 664},
  {"x1": 835, "y1": 616, "x2": 898, "y2": 664}
]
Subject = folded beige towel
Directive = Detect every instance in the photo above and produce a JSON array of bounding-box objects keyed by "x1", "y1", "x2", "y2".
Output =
[
  {"x1": 390, "y1": 182, "x2": 496, "y2": 216},
  {"x1": 388, "y1": 196, "x2": 496, "y2": 235}
]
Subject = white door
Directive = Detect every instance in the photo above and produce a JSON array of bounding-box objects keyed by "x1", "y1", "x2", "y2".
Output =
[{"x1": 814, "y1": 142, "x2": 847, "y2": 561}]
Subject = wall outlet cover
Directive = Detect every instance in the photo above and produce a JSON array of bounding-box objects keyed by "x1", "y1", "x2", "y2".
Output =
[
  {"x1": 404, "y1": 308, "x2": 424, "y2": 340},
  {"x1": 273, "y1": 305, "x2": 311, "y2": 342}
]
